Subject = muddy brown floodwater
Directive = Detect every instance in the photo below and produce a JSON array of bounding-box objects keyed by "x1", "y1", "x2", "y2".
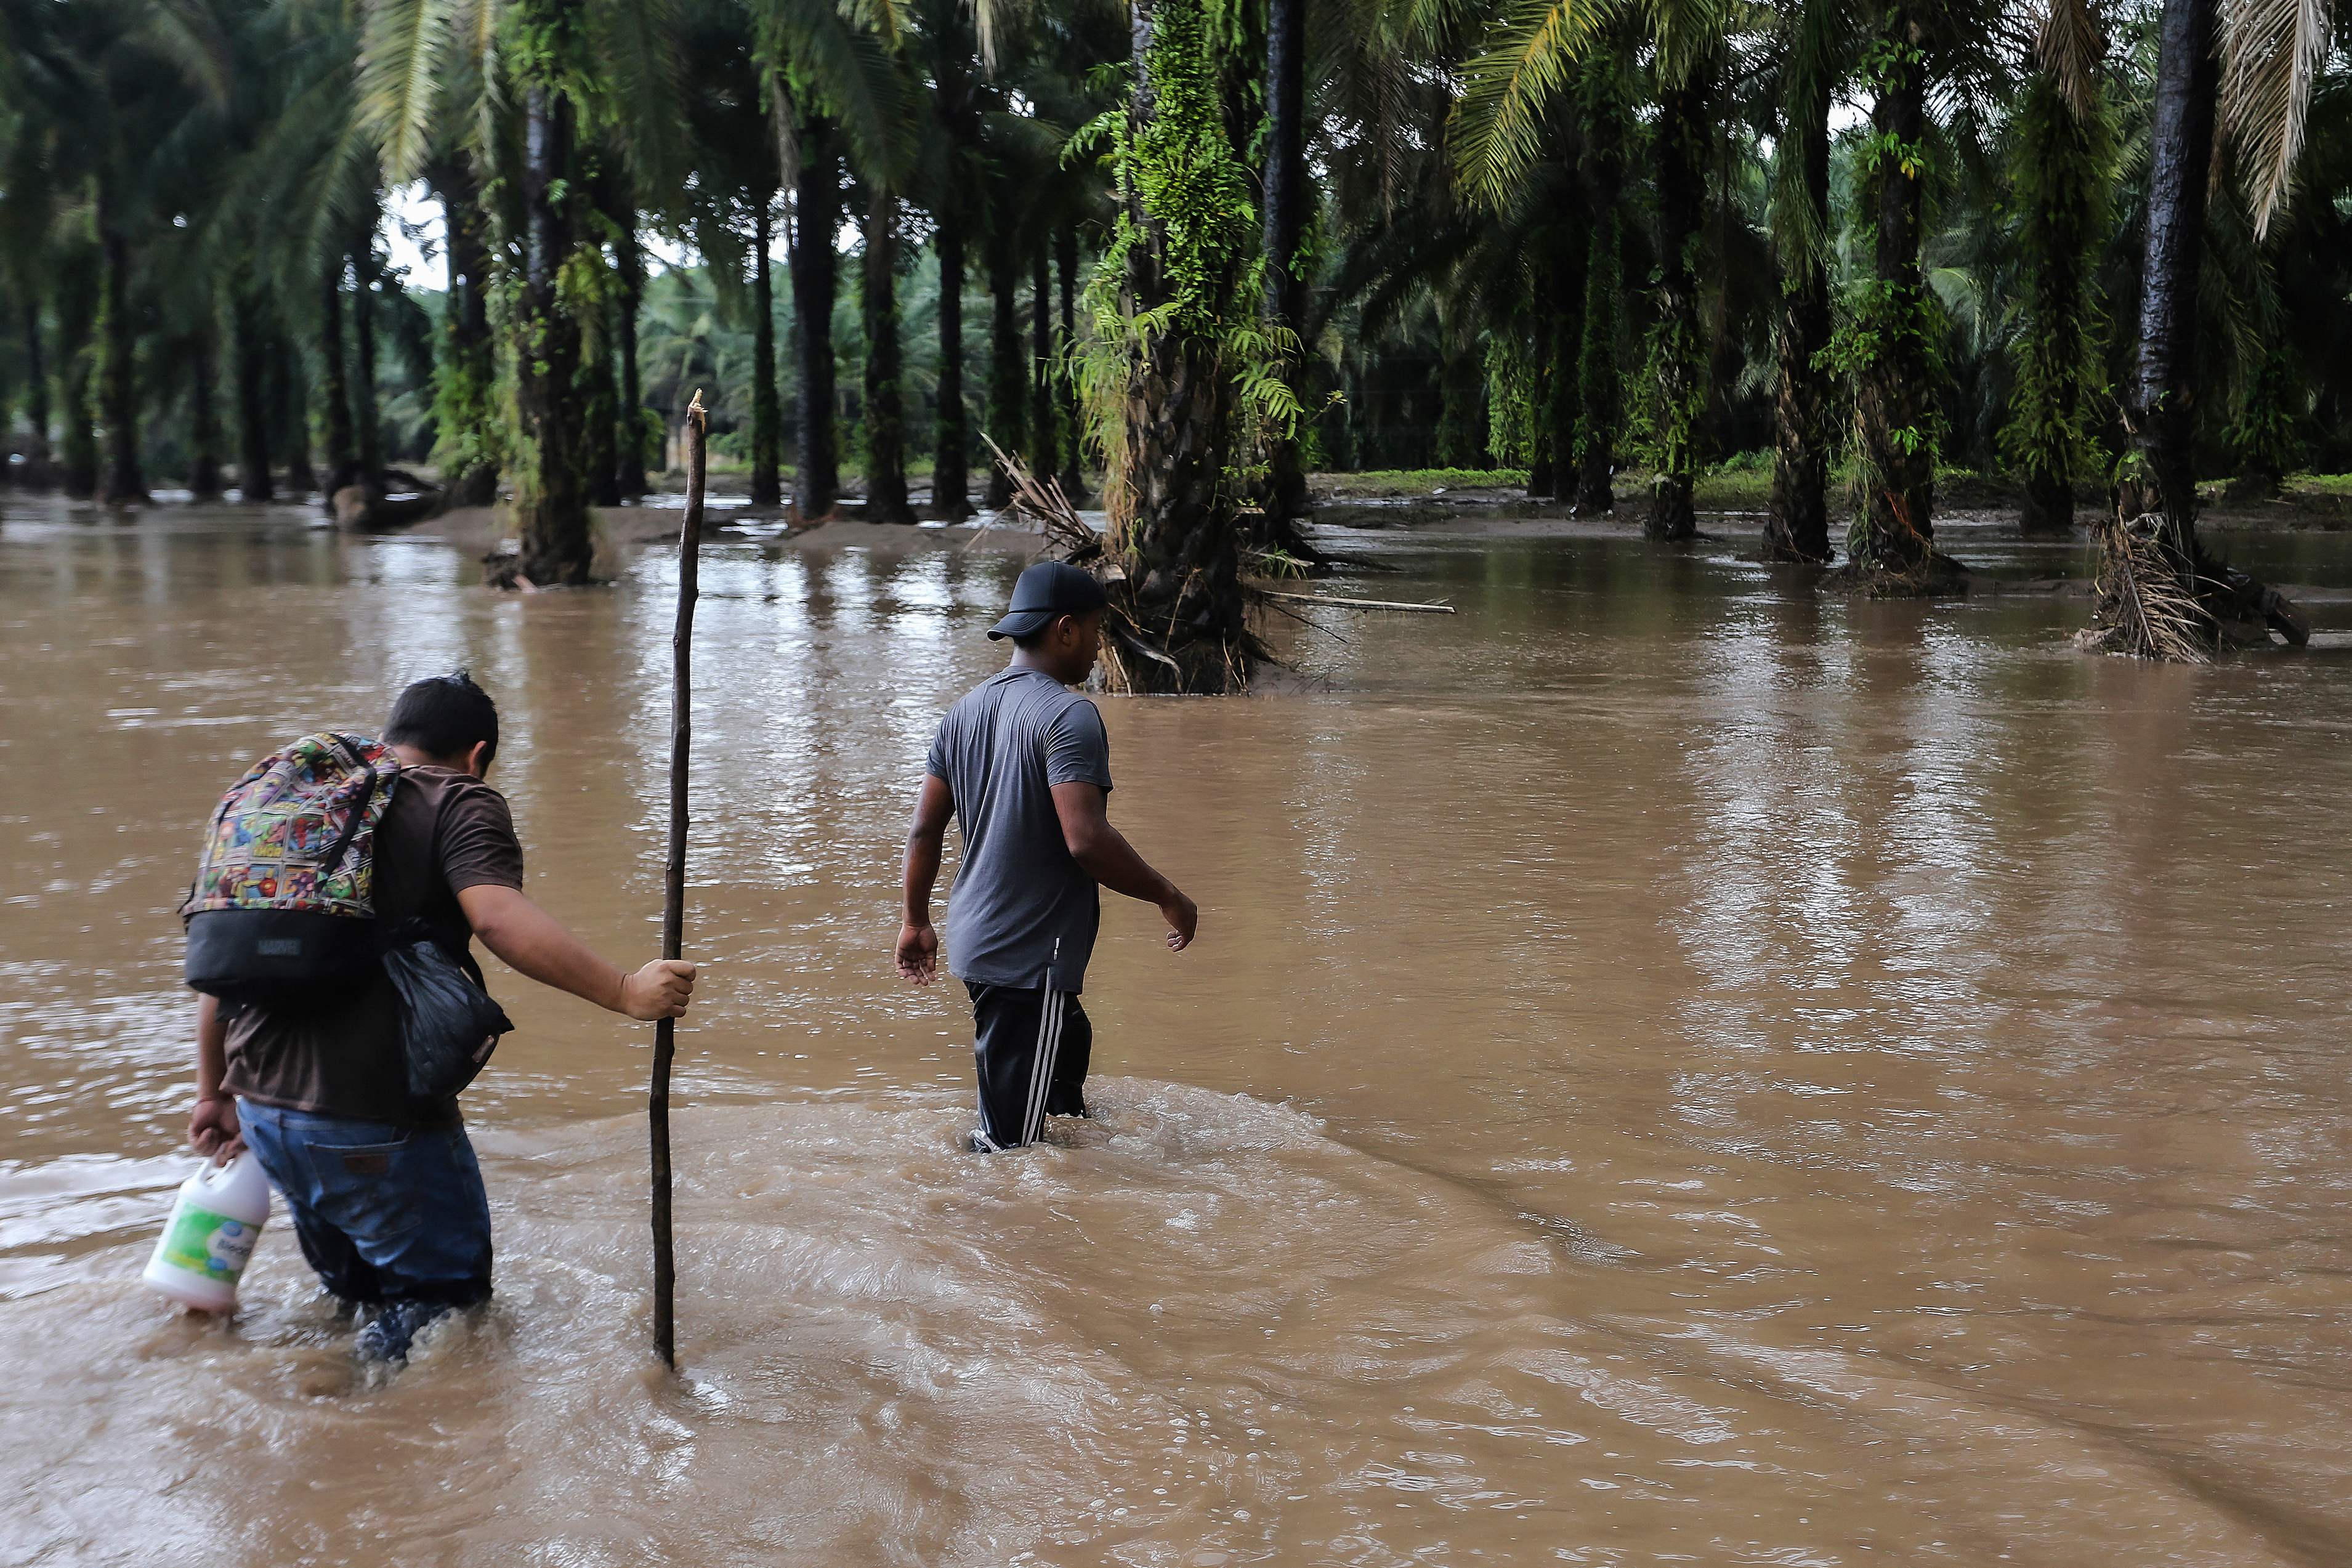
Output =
[{"x1": 6, "y1": 496, "x2": 2352, "y2": 1567}]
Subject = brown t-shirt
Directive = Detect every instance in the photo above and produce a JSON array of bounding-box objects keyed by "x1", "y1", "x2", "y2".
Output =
[{"x1": 222, "y1": 767, "x2": 525, "y2": 1125}]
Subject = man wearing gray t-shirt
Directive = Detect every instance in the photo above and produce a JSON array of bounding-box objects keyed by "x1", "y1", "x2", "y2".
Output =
[{"x1": 897, "y1": 562, "x2": 1198, "y2": 1150}]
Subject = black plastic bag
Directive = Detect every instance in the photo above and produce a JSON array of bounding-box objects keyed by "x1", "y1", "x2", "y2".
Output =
[{"x1": 382, "y1": 923, "x2": 514, "y2": 1101}]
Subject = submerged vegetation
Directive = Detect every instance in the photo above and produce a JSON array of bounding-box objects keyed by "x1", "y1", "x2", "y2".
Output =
[{"x1": 0, "y1": 0, "x2": 2344, "y2": 672}]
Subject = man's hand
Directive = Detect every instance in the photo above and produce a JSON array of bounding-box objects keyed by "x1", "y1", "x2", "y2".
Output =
[
  {"x1": 620, "y1": 959, "x2": 698, "y2": 1021},
  {"x1": 896, "y1": 921, "x2": 940, "y2": 984},
  {"x1": 1160, "y1": 888, "x2": 1198, "y2": 952},
  {"x1": 188, "y1": 1093, "x2": 243, "y2": 1160}
]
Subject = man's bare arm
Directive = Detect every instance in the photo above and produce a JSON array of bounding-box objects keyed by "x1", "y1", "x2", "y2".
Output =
[
  {"x1": 187, "y1": 994, "x2": 243, "y2": 1157},
  {"x1": 457, "y1": 884, "x2": 695, "y2": 1020},
  {"x1": 1051, "y1": 781, "x2": 1197, "y2": 951},
  {"x1": 897, "y1": 774, "x2": 954, "y2": 983}
]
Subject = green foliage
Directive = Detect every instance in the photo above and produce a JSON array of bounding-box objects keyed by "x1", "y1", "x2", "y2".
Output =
[
  {"x1": 1073, "y1": 0, "x2": 1302, "y2": 513},
  {"x1": 428, "y1": 334, "x2": 499, "y2": 482},
  {"x1": 1631, "y1": 310, "x2": 1702, "y2": 481},
  {"x1": 1484, "y1": 333, "x2": 1543, "y2": 468},
  {"x1": 1105, "y1": 0, "x2": 1258, "y2": 346},
  {"x1": 2229, "y1": 336, "x2": 2305, "y2": 479}
]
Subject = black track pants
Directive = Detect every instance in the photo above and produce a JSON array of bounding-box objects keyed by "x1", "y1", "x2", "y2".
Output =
[{"x1": 965, "y1": 981, "x2": 1092, "y2": 1149}]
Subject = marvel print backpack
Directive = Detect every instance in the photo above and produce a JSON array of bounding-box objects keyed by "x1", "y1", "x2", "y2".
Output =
[{"x1": 180, "y1": 733, "x2": 401, "y2": 1003}]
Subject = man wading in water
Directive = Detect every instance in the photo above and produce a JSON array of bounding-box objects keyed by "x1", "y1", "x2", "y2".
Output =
[
  {"x1": 185, "y1": 673, "x2": 698, "y2": 1361},
  {"x1": 897, "y1": 562, "x2": 1198, "y2": 1150}
]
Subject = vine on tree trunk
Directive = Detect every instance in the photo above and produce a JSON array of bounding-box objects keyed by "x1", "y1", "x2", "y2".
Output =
[
  {"x1": 2001, "y1": 68, "x2": 2114, "y2": 536},
  {"x1": 1827, "y1": 14, "x2": 1959, "y2": 593},
  {"x1": 1069, "y1": 0, "x2": 1300, "y2": 693}
]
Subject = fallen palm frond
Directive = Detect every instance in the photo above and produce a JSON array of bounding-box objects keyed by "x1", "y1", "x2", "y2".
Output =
[
  {"x1": 980, "y1": 435, "x2": 1266, "y2": 693},
  {"x1": 2082, "y1": 512, "x2": 2213, "y2": 662},
  {"x1": 976, "y1": 433, "x2": 1098, "y2": 563},
  {"x1": 1259, "y1": 590, "x2": 1455, "y2": 613}
]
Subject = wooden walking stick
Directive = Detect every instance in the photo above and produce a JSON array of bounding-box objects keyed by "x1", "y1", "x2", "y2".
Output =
[{"x1": 650, "y1": 390, "x2": 706, "y2": 1367}]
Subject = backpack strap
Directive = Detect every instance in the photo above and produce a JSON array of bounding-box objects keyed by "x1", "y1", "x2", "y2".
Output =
[{"x1": 319, "y1": 734, "x2": 396, "y2": 888}]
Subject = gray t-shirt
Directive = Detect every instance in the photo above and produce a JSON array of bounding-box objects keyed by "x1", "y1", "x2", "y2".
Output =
[{"x1": 926, "y1": 666, "x2": 1114, "y2": 992}]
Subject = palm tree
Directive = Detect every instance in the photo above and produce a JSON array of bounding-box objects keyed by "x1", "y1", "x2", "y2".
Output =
[
  {"x1": 2000, "y1": 7, "x2": 2114, "y2": 536},
  {"x1": 1844, "y1": 0, "x2": 1941, "y2": 582},
  {"x1": 2126, "y1": 0, "x2": 2304, "y2": 530},
  {"x1": 1762, "y1": 0, "x2": 1846, "y2": 560},
  {"x1": 1261, "y1": 0, "x2": 1310, "y2": 519},
  {"x1": 1085, "y1": 0, "x2": 1279, "y2": 692},
  {"x1": 2099, "y1": 0, "x2": 2324, "y2": 644},
  {"x1": 355, "y1": 0, "x2": 691, "y2": 572},
  {"x1": 861, "y1": 184, "x2": 918, "y2": 521},
  {"x1": 1452, "y1": 0, "x2": 1742, "y2": 543},
  {"x1": 908, "y1": 0, "x2": 983, "y2": 518},
  {"x1": 789, "y1": 116, "x2": 844, "y2": 516}
]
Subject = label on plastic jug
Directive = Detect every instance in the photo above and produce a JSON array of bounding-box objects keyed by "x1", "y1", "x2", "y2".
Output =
[{"x1": 158, "y1": 1204, "x2": 259, "y2": 1280}]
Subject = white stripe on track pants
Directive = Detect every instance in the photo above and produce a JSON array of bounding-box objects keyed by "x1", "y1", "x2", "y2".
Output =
[{"x1": 965, "y1": 981, "x2": 1093, "y2": 1150}]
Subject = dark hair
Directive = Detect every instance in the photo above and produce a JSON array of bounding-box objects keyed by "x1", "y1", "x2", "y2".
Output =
[
  {"x1": 384, "y1": 671, "x2": 499, "y2": 764},
  {"x1": 1012, "y1": 608, "x2": 1097, "y2": 650}
]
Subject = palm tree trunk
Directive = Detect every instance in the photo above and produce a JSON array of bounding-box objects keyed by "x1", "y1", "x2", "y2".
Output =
[
  {"x1": 2129, "y1": 0, "x2": 2218, "y2": 539},
  {"x1": 1437, "y1": 352, "x2": 1485, "y2": 465},
  {"x1": 751, "y1": 195, "x2": 782, "y2": 508},
  {"x1": 189, "y1": 329, "x2": 224, "y2": 500},
  {"x1": 1765, "y1": 78, "x2": 1833, "y2": 560},
  {"x1": 56, "y1": 246, "x2": 100, "y2": 498},
  {"x1": 20, "y1": 303, "x2": 53, "y2": 485},
  {"x1": 932, "y1": 211, "x2": 971, "y2": 519},
  {"x1": 232, "y1": 296, "x2": 272, "y2": 502},
  {"x1": 984, "y1": 232, "x2": 1024, "y2": 507},
  {"x1": 95, "y1": 182, "x2": 145, "y2": 506},
  {"x1": 1646, "y1": 76, "x2": 1704, "y2": 541},
  {"x1": 616, "y1": 225, "x2": 649, "y2": 498},
  {"x1": 351, "y1": 238, "x2": 383, "y2": 485},
  {"x1": 1029, "y1": 241, "x2": 1059, "y2": 486},
  {"x1": 1056, "y1": 225, "x2": 1088, "y2": 501},
  {"x1": 1853, "y1": 0, "x2": 1936, "y2": 576},
  {"x1": 863, "y1": 190, "x2": 915, "y2": 523},
  {"x1": 1574, "y1": 209, "x2": 1622, "y2": 515},
  {"x1": 514, "y1": 61, "x2": 592, "y2": 584},
  {"x1": 434, "y1": 160, "x2": 500, "y2": 508},
  {"x1": 318, "y1": 257, "x2": 356, "y2": 490},
  {"x1": 1261, "y1": 0, "x2": 1311, "y2": 520},
  {"x1": 583, "y1": 288, "x2": 621, "y2": 508},
  {"x1": 790, "y1": 126, "x2": 841, "y2": 518},
  {"x1": 1547, "y1": 236, "x2": 1583, "y2": 503},
  {"x1": 2010, "y1": 71, "x2": 2108, "y2": 536},
  {"x1": 273, "y1": 335, "x2": 315, "y2": 495}
]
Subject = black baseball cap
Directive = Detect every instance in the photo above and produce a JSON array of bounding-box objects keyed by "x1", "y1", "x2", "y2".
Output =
[{"x1": 988, "y1": 560, "x2": 1110, "y2": 641}]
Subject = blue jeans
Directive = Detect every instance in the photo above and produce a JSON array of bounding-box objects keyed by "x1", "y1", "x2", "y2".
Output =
[{"x1": 238, "y1": 1101, "x2": 493, "y2": 1360}]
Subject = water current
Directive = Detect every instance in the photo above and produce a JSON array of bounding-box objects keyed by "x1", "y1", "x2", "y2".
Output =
[{"x1": 6, "y1": 497, "x2": 2352, "y2": 1566}]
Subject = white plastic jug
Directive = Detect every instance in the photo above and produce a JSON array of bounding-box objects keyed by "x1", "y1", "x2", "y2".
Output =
[{"x1": 142, "y1": 1153, "x2": 272, "y2": 1312}]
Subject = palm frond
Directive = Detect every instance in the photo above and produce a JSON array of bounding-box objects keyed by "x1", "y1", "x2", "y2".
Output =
[
  {"x1": 358, "y1": 0, "x2": 455, "y2": 185},
  {"x1": 2034, "y1": 0, "x2": 2104, "y2": 120},
  {"x1": 589, "y1": 0, "x2": 690, "y2": 195},
  {"x1": 971, "y1": 0, "x2": 1026, "y2": 73},
  {"x1": 2220, "y1": 0, "x2": 2332, "y2": 235},
  {"x1": 1450, "y1": 0, "x2": 1608, "y2": 209},
  {"x1": 746, "y1": 0, "x2": 921, "y2": 188}
]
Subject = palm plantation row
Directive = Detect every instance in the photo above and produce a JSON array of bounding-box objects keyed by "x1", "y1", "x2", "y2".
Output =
[{"x1": 0, "y1": 0, "x2": 2338, "y2": 681}]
